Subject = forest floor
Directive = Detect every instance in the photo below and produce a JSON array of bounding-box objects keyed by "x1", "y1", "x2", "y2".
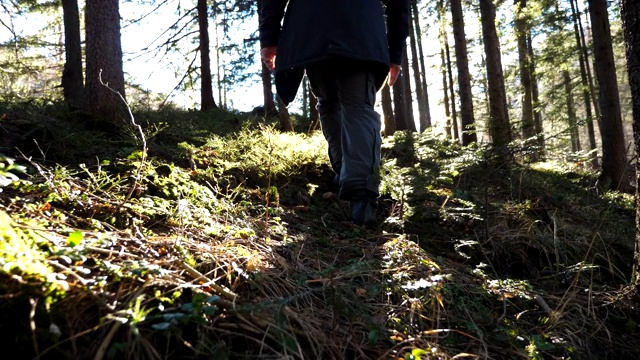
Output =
[{"x1": 1, "y1": 102, "x2": 640, "y2": 360}]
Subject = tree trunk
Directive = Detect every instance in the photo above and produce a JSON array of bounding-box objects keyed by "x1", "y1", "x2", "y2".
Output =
[
  {"x1": 527, "y1": 32, "x2": 545, "y2": 158},
  {"x1": 393, "y1": 61, "x2": 409, "y2": 131},
  {"x1": 588, "y1": 0, "x2": 630, "y2": 192},
  {"x1": 409, "y1": 1, "x2": 429, "y2": 132},
  {"x1": 411, "y1": 0, "x2": 431, "y2": 131},
  {"x1": 440, "y1": 47, "x2": 452, "y2": 139},
  {"x1": 620, "y1": 0, "x2": 640, "y2": 286},
  {"x1": 308, "y1": 84, "x2": 320, "y2": 132},
  {"x1": 401, "y1": 46, "x2": 416, "y2": 132},
  {"x1": 61, "y1": 0, "x2": 84, "y2": 109},
  {"x1": 570, "y1": 0, "x2": 598, "y2": 167},
  {"x1": 381, "y1": 84, "x2": 396, "y2": 136},
  {"x1": 574, "y1": 0, "x2": 602, "y2": 126},
  {"x1": 276, "y1": 94, "x2": 294, "y2": 132},
  {"x1": 302, "y1": 75, "x2": 308, "y2": 120},
  {"x1": 438, "y1": 0, "x2": 457, "y2": 141},
  {"x1": 480, "y1": 0, "x2": 512, "y2": 153},
  {"x1": 257, "y1": 0, "x2": 276, "y2": 116},
  {"x1": 515, "y1": 0, "x2": 536, "y2": 158},
  {"x1": 445, "y1": 34, "x2": 459, "y2": 141},
  {"x1": 261, "y1": 63, "x2": 277, "y2": 116},
  {"x1": 85, "y1": 0, "x2": 126, "y2": 125},
  {"x1": 197, "y1": 0, "x2": 218, "y2": 111},
  {"x1": 450, "y1": 0, "x2": 476, "y2": 145},
  {"x1": 563, "y1": 70, "x2": 581, "y2": 152}
]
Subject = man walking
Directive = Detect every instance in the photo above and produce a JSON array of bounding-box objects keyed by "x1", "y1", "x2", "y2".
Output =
[{"x1": 259, "y1": 0, "x2": 410, "y2": 227}]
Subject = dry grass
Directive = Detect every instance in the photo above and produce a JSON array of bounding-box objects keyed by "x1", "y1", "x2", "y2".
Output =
[{"x1": 1, "y1": 108, "x2": 640, "y2": 359}]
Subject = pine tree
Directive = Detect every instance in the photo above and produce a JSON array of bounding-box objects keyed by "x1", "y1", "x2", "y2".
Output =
[{"x1": 85, "y1": 0, "x2": 126, "y2": 124}]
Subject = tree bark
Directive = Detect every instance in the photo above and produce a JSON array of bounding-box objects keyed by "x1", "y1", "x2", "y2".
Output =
[
  {"x1": 197, "y1": 0, "x2": 218, "y2": 111},
  {"x1": 588, "y1": 0, "x2": 630, "y2": 192},
  {"x1": 61, "y1": 0, "x2": 84, "y2": 109},
  {"x1": 620, "y1": 0, "x2": 640, "y2": 286},
  {"x1": 450, "y1": 0, "x2": 476, "y2": 145},
  {"x1": 480, "y1": 0, "x2": 512, "y2": 154},
  {"x1": 85, "y1": 0, "x2": 126, "y2": 125}
]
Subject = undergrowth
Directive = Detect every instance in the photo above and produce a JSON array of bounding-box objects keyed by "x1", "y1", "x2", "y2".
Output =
[{"x1": 0, "y1": 104, "x2": 639, "y2": 359}]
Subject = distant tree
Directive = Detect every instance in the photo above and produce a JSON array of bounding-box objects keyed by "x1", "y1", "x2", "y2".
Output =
[
  {"x1": 620, "y1": 0, "x2": 640, "y2": 285},
  {"x1": 85, "y1": 0, "x2": 126, "y2": 124},
  {"x1": 308, "y1": 83, "x2": 320, "y2": 132},
  {"x1": 61, "y1": 0, "x2": 84, "y2": 109},
  {"x1": 409, "y1": 0, "x2": 430, "y2": 132},
  {"x1": 588, "y1": 0, "x2": 630, "y2": 192},
  {"x1": 440, "y1": 46, "x2": 452, "y2": 139},
  {"x1": 438, "y1": 0, "x2": 458, "y2": 141},
  {"x1": 480, "y1": 0, "x2": 512, "y2": 154},
  {"x1": 515, "y1": 0, "x2": 539, "y2": 159},
  {"x1": 401, "y1": 46, "x2": 417, "y2": 132},
  {"x1": 276, "y1": 94, "x2": 294, "y2": 132},
  {"x1": 197, "y1": 0, "x2": 218, "y2": 111},
  {"x1": 450, "y1": 0, "x2": 476, "y2": 145},
  {"x1": 563, "y1": 70, "x2": 581, "y2": 152},
  {"x1": 381, "y1": 84, "x2": 396, "y2": 136},
  {"x1": 393, "y1": 55, "x2": 410, "y2": 131},
  {"x1": 568, "y1": 0, "x2": 598, "y2": 166}
]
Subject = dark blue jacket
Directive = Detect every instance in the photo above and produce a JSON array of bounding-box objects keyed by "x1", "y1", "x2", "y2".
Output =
[{"x1": 259, "y1": 0, "x2": 410, "y2": 105}]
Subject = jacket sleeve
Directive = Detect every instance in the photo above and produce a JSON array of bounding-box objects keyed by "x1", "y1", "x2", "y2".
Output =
[
  {"x1": 259, "y1": 0, "x2": 288, "y2": 48},
  {"x1": 382, "y1": 0, "x2": 410, "y2": 65}
]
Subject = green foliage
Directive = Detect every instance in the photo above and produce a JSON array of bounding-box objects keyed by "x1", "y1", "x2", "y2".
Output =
[{"x1": 0, "y1": 155, "x2": 26, "y2": 188}]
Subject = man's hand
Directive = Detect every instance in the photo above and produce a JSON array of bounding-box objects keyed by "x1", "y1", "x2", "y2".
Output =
[
  {"x1": 388, "y1": 63, "x2": 401, "y2": 87},
  {"x1": 261, "y1": 46, "x2": 277, "y2": 71}
]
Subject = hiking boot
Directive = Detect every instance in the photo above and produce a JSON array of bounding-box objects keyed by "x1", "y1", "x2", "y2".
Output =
[{"x1": 349, "y1": 197, "x2": 377, "y2": 227}]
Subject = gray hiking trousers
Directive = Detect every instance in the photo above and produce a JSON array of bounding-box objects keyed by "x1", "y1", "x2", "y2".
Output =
[{"x1": 306, "y1": 58, "x2": 382, "y2": 200}]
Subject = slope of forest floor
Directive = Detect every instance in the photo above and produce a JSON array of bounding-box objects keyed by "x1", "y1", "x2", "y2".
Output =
[{"x1": 1, "y1": 102, "x2": 639, "y2": 360}]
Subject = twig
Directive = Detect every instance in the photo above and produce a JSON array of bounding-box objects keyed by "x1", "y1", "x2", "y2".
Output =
[
  {"x1": 534, "y1": 295, "x2": 553, "y2": 315},
  {"x1": 179, "y1": 261, "x2": 238, "y2": 302},
  {"x1": 98, "y1": 70, "x2": 147, "y2": 215},
  {"x1": 93, "y1": 278, "x2": 149, "y2": 360},
  {"x1": 30, "y1": 297, "x2": 39, "y2": 357}
]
